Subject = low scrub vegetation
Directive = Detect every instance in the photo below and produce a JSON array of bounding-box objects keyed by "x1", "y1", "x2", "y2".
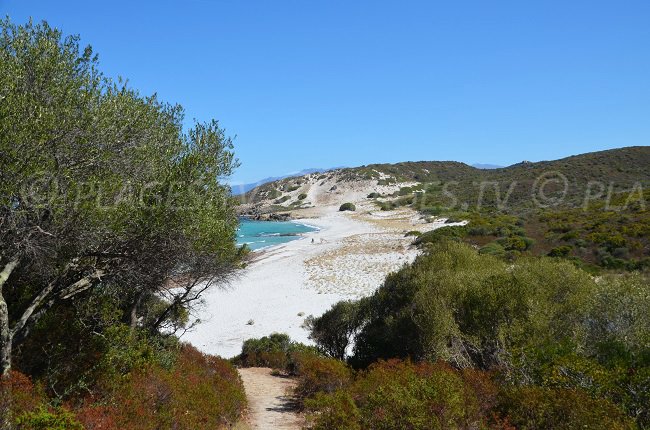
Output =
[
  {"x1": 303, "y1": 241, "x2": 649, "y2": 429},
  {"x1": 339, "y1": 203, "x2": 356, "y2": 212},
  {"x1": 1, "y1": 343, "x2": 247, "y2": 429}
]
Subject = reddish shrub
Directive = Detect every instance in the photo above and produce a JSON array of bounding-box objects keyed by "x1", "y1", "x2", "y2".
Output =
[
  {"x1": 305, "y1": 360, "x2": 503, "y2": 430},
  {"x1": 0, "y1": 371, "x2": 43, "y2": 417},
  {"x1": 291, "y1": 352, "x2": 352, "y2": 402},
  {"x1": 76, "y1": 344, "x2": 246, "y2": 430}
]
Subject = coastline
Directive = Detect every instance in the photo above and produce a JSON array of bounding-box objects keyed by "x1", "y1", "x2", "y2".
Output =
[{"x1": 183, "y1": 204, "x2": 458, "y2": 358}]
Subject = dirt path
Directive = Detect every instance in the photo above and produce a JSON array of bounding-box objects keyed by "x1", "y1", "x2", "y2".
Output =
[{"x1": 238, "y1": 367, "x2": 303, "y2": 429}]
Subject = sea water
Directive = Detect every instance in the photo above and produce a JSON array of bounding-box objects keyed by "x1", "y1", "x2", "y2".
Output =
[{"x1": 237, "y1": 218, "x2": 318, "y2": 251}]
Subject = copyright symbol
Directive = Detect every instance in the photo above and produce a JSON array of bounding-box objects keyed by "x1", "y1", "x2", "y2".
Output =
[{"x1": 532, "y1": 171, "x2": 569, "y2": 208}]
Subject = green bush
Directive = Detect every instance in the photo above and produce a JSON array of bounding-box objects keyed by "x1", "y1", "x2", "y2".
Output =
[
  {"x1": 275, "y1": 195, "x2": 291, "y2": 204},
  {"x1": 497, "y1": 235, "x2": 528, "y2": 251},
  {"x1": 548, "y1": 245, "x2": 572, "y2": 257},
  {"x1": 339, "y1": 203, "x2": 356, "y2": 212},
  {"x1": 305, "y1": 391, "x2": 361, "y2": 430},
  {"x1": 497, "y1": 386, "x2": 633, "y2": 430},
  {"x1": 413, "y1": 225, "x2": 467, "y2": 246},
  {"x1": 479, "y1": 242, "x2": 506, "y2": 256},
  {"x1": 306, "y1": 360, "x2": 496, "y2": 430},
  {"x1": 17, "y1": 407, "x2": 84, "y2": 430},
  {"x1": 404, "y1": 231, "x2": 422, "y2": 237},
  {"x1": 237, "y1": 333, "x2": 293, "y2": 368},
  {"x1": 298, "y1": 193, "x2": 308, "y2": 200},
  {"x1": 306, "y1": 301, "x2": 363, "y2": 360},
  {"x1": 352, "y1": 241, "x2": 598, "y2": 370},
  {"x1": 236, "y1": 333, "x2": 321, "y2": 370},
  {"x1": 291, "y1": 353, "x2": 352, "y2": 402},
  {"x1": 367, "y1": 192, "x2": 380, "y2": 198}
]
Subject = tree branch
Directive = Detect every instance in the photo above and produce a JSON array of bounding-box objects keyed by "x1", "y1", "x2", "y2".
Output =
[{"x1": 0, "y1": 259, "x2": 19, "y2": 291}]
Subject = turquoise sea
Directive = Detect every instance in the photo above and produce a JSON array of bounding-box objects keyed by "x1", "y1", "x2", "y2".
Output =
[{"x1": 237, "y1": 219, "x2": 318, "y2": 251}]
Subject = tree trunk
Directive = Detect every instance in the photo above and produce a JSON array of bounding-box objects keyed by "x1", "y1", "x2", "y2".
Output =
[
  {"x1": 0, "y1": 259, "x2": 19, "y2": 378},
  {"x1": 129, "y1": 291, "x2": 144, "y2": 331}
]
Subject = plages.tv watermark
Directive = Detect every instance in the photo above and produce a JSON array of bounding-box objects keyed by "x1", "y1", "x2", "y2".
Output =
[
  {"x1": 12, "y1": 174, "x2": 233, "y2": 211},
  {"x1": 421, "y1": 171, "x2": 647, "y2": 212},
  {"x1": 8, "y1": 170, "x2": 648, "y2": 213}
]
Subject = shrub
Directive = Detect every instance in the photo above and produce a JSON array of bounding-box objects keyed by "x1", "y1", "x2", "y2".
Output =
[
  {"x1": 236, "y1": 333, "x2": 321, "y2": 370},
  {"x1": 237, "y1": 333, "x2": 293, "y2": 368},
  {"x1": 548, "y1": 245, "x2": 572, "y2": 257},
  {"x1": 291, "y1": 353, "x2": 352, "y2": 402},
  {"x1": 298, "y1": 193, "x2": 308, "y2": 200},
  {"x1": 496, "y1": 386, "x2": 633, "y2": 430},
  {"x1": 306, "y1": 360, "x2": 497, "y2": 430},
  {"x1": 397, "y1": 186, "x2": 413, "y2": 196},
  {"x1": 413, "y1": 225, "x2": 467, "y2": 246},
  {"x1": 404, "y1": 230, "x2": 422, "y2": 237},
  {"x1": 419, "y1": 205, "x2": 443, "y2": 215},
  {"x1": 17, "y1": 407, "x2": 84, "y2": 430},
  {"x1": 0, "y1": 371, "x2": 45, "y2": 426},
  {"x1": 479, "y1": 242, "x2": 506, "y2": 257},
  {"x1": 305, "y1": 391, "x2": 361, "y2": 430},
  {"x1": 339, "y1": 203, "x2": 356, "y2": 212},
  {"x1": 77, "y1": 344, "x2": 246, "y2": 430},
  {"x1": 367, "y1": 192, "x2": 380, "y2": 199},
  {"x1": 352, "y1": 241, "x2": 599, "y2": 371},
  {"x1": 497, "y1": 236, "x2": 528, "y2": 251},
  {"x1": 306, "y1": 301, "x2": 363, "y2": 360},
  {"x1": 275, "y1": 195, "x2": 291, "y2": 204}
]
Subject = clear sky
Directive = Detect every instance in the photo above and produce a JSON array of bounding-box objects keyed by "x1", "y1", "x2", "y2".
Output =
[{"x1": 3, "y1": 0, "x2": 649, "y2": 184}]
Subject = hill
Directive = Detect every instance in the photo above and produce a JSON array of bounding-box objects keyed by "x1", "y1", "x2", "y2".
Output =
[
  {"x1": 240, "y1": 146, "x2": 650, "y2": 214},
  {"x1": 231, "y1": 167, "x2": 340, "y2": 195}
]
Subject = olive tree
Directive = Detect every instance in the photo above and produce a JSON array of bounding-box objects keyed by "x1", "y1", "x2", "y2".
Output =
[{"x1": 0, "y1": 18, "x2": 242, "y2": 377}]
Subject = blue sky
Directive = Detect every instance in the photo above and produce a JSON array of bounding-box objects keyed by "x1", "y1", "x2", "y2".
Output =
[{"x1": 3, "y1": 0, "x2": 649, "y2": 184}]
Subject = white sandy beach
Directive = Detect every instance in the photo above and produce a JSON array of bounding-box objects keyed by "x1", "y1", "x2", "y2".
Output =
[{"x1": 183, "y1": 203, "x2": 458, "y2": 358}]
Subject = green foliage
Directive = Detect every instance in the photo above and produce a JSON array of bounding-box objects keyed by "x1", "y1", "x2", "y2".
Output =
[
  {"x1": 307, "y1": 301, "x2": 363, "y2": 360},
  {"x1": 298, "y1": 193, "x2": 308, "y2": 200},
  {"x1": 305, "y1": 360, "x2": 498, "y2": 430},
  {"x1": 339, "y1": 203, "x2": 356, "y2": 212},
  {"x1": 235, "y1": 333, "x2": 320, "y2": 369},
  {"x1": 548, "y1": 245, "x2": 572, "y2": 257},
  {"x1": 367, "y1": 192, "x2": 380, "y2": 198},
  {"x1": 291, "y1": 353, "x2": 352, "y2": 402},
  {"x1": 479, "y1": 242, "x2": 506, "y2": 257},
  {"x1": 412, "y1": 225, "x2": 467, "y2": 246},
  {"x1": 0, "y1": 16, "x2": 245, "y2": 430},
  {"x1": 237, "y1": 333, "x2": 293, "y2": 368},
  {"x1": 496, "y1": 386, "x2": 634, "y2": 430},
  {"x1": 354, "y1": 241, "x2": 591, "y2": 369},
  {"x1": 497, "y1": 235, "x2": 528, "y2": 251},
  {"x1": 404, "y1": 231, "x2": 422, "y2": 237},
  {"x1": 267, "y1": 188, "x2": 283, "y2": 199},
  {"x1": 16, "y1": 407, "x2": 84, "y2": 430},
  {"x1": 305, "y1": 391, "x2": 361, "y2": 430},
  {"x1": 316, "y1": 241, "x2": 650, "y2": 426},
  {"x1": 275, "y1": 195, "x2": 291, "y2": 204}
]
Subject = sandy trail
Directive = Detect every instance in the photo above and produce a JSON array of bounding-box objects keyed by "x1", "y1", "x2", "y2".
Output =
[{"x1": 238, "y1": 367, "x2": 303, "y2": 430}]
